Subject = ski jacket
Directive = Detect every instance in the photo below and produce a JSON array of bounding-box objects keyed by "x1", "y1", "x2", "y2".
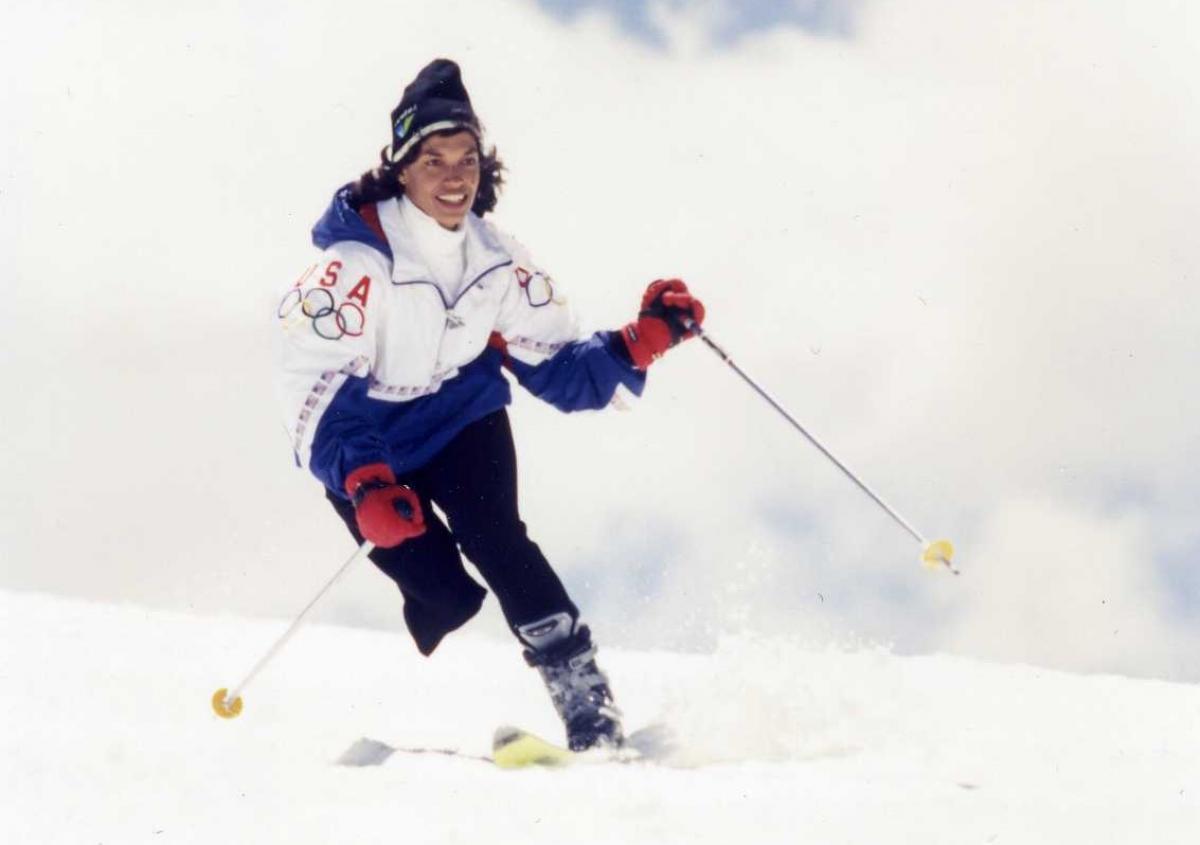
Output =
[{"x1": 275, "y1": 187, "x2": 646, "y2": 498}]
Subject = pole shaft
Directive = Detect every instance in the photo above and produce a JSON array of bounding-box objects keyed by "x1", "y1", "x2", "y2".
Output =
[
  {"x1": 225, "y1": 540, "x2": 375, "y2": 703},
  {"x1": 691, "y1": 324, "x2": 927, "y2": 546}
]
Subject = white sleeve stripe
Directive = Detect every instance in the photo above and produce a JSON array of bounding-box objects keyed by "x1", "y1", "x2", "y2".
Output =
[{"x1": 292, "y1": 355, "x2": 371, "y2": 468}]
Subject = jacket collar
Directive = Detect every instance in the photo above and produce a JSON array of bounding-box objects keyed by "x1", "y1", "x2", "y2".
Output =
[
  {"x1": 311, "y1": 185, "x2": 392, "y2": 257},
  {"x1": 376, "y1": 197, "x2": 512, "y2": 304}
]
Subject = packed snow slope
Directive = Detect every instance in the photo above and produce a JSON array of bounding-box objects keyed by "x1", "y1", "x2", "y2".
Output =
[{"x1": 2, "y1": 589, "x2": 1196, "y2": 845}]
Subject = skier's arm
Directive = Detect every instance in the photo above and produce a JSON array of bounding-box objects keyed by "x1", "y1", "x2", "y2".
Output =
[
  {"x1": 501, "y1": 329, "x2": 646, "y2": 412},
  {"x1": 492, "y1": 245, "x2": 646, "y2": 411},
  {"x1": 494, "y1": 248, "x2": 705, "y2": 411},
  {"x1": 274, "y1": 242, "x2": 389, "y2": 495}
]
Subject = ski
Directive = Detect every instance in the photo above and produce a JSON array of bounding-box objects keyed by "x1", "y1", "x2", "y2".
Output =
[
  {"x1": 491, "y1": 723, "x2": 675, "y2": 769},
  {"x1": 336, "y1": 723, "x2": 673, "y2": 769},
  {"x1": 336, "y1": 737, "x2": 492, "y2": 767},
  {"x1": 492, "y1": 725, "x2": 578, "y2": 768}
]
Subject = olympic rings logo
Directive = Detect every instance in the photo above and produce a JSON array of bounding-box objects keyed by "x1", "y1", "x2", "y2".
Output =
[
  {"x1": 515, "y1": 266, "x2": 558, "y2": 308},
  {"x1": 278, "y1": 287, "x2": 366, "y2": 340}
]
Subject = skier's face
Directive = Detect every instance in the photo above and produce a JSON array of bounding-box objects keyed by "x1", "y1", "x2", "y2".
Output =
[{"x1": 400, "y1": 131, "x2": 481, "y2": 230}]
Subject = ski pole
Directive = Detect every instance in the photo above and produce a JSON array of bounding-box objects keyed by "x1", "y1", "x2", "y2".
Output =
[
  {"x1": 684, "y1": 318, "x2": 957, "y2": 574},
  {"x1": 211, "y1": 539, "x2": 376, "y2": 718}
]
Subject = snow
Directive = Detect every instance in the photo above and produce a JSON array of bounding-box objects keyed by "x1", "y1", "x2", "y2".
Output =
[{"x1": 2, "y1": 589, "x2": 1196, "y2": 844}]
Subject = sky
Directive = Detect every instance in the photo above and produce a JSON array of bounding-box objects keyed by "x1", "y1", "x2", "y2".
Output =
[
  {"x1": 2, "y1": 0, "x2": 1199, "y2": 682},
  {"x1": 534, "y1": 0, "x2": 862, "y2": 45}
]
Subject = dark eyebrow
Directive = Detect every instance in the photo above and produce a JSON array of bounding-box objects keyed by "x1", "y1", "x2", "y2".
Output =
[{"x1": 419, "y1": 148, "x2": 478, "y2": 159}]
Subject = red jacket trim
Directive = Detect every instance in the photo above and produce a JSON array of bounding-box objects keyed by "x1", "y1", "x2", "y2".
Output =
[{"x1": 360, "y1": 202, "x2": 386, "y2": 245}]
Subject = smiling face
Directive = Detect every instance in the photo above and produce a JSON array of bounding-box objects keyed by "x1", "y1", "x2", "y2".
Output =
[{"x1": 399, "y1": 131, "x2": 481, "y2": 230}]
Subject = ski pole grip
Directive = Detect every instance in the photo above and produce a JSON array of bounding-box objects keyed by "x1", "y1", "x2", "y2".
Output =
[{"x1": 685, "y1": 317, "x2": 731, "y2": 361}]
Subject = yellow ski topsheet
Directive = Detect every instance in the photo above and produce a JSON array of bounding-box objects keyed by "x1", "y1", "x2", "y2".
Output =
[{"x1": 492, "y1": 726, "x2": 575, "y2": 769}]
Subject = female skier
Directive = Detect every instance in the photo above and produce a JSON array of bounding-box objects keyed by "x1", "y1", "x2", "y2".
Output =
[{"x1": 275, "y1": 58, "x2": 705, "y2": 751}]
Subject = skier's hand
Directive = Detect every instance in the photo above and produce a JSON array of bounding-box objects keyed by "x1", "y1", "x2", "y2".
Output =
[
  {"x1": 344, "y1": 463, "x2": 426, "y2": 548},
  {"x1": 619, "y1": 279, "x2": 706, "y2": 370}
]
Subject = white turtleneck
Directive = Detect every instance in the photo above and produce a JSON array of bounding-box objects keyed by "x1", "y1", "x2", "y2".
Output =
[{"x1": 399, "y1": 195, "x2": 468, "y2": 300}]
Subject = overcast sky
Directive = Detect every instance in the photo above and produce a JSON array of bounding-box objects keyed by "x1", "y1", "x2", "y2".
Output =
[{"x1": 2, "y1": 0, "x2": 1198, "y2": 682}]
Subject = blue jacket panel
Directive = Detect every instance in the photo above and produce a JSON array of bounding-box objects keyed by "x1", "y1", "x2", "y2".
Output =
[{"x1": 310, "y1": 351, "x2": 513, "y2": 497}]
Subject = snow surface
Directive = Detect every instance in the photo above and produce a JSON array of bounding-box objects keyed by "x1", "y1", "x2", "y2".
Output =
[{"x1": 2, "y1": 589, "x2": 1196, "y2": 844}]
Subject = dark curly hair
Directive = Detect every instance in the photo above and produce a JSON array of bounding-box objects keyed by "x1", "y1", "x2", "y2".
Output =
[{"x1": 346, "y1": 129, "x2": 505, "y2": 217}]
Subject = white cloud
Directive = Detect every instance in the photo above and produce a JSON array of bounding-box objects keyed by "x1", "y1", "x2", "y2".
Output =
[{"x1": 943, "y1": 496, "x2": 1197, "y2": 680}]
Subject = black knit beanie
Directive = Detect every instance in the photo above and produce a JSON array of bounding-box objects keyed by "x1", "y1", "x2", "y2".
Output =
[{"x1": 387, "y1": 59, "x2": 481, "y2": 163}]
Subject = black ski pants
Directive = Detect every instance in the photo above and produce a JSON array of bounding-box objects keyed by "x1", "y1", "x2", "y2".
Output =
[{"x1": 327, "y1": 409, "x2": 578, "y2": 655}]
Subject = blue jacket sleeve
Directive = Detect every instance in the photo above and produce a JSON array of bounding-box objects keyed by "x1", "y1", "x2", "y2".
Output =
[
  {"x1": 504, "y1": 331, "x2": 646, "y2": 412},
  {"x1": 307, "y1": 375, "x2": 391, "y2": 498}
]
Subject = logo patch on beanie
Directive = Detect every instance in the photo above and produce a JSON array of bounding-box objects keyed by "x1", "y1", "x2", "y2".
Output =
[{"x1": 394, "y1": 105, "x2": 417, "y2": 139}]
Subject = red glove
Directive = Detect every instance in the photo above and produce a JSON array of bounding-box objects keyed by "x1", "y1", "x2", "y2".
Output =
[
  {"x1": 619, "y1": 279, "x2": 706, "y2": 370},
  {"x1": 344, "y1": 463, "x2": 426, "y2": 548}
]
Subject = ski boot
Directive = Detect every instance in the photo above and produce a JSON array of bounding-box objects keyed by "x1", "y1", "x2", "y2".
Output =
[{"x1": 517, "y1": 612, "x2": 624, "y2": 752}]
